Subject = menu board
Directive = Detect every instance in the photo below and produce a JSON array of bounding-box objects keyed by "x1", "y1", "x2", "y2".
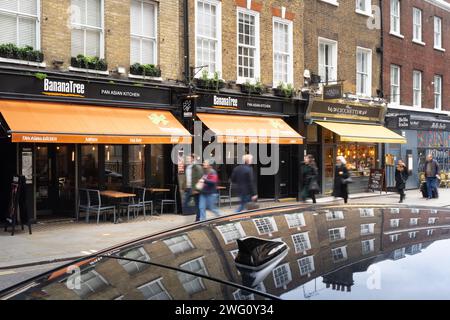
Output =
[{"x1": 368, "y1": 169, "x2": 385, "y2": 193}]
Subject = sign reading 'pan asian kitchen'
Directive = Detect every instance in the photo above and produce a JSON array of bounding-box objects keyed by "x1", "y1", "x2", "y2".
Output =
[
  {"x1": 305, "y1": 100, "x2": 385, "y2": 122},
  {"x1": 199, "y1": 95, "x2": 284, "y2": 113},
  {"x1": 0, "y1": 73, "x2": 171, "y2": 106}
]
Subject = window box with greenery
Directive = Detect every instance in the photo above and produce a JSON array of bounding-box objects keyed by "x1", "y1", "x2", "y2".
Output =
[
  {"x1": 129, "y1": 63, "x2": 162, "y2": 78},
  {"x1": 0, "y1": 43, "x2": 44, "y2": 63},
  {"x1": 273, "y1": 82, "x2": 296, "y2": 98},
  {"x1": 195, "y1": 70, "x2": 225, "y2": 91},
  {"x1": 238, "y1": 80, "x2": 264, "y2": 95},
  {"x1": 70, "y1": 55, "x2": 108, "y2": 71}
]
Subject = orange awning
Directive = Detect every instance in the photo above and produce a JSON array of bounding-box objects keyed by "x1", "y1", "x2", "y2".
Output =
[
  {"x1": 197, "y1": 113, "x2": 303, "y2": 144},
  {"x1": 0, "y1": 100, "x2": 191, "y2": 144}
]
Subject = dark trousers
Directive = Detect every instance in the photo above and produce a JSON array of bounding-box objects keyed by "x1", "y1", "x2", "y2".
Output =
[
  {"x1": 183, "y1": 188, "x2": 200, "y2": 220},
  {"x1": 398, "y1": 188, "x2": 405, "y2": 202},
  {"x1": 426, "y1": 177, "x2": 438, "y2": 199}
]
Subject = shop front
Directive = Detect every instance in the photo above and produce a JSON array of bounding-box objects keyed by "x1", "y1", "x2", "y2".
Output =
[
  {"x1": 0, "y1": 70, "x2": 191, "y2": 222},
  {"x1": 385, "y1": 112, "x2": 450, "y2": 189},
  {"x1": 304, "y1": 99, "x2": 406, "y2": 195},
  {"x1": 189, "y1": 93, "x2": 305, "y2": 201}
]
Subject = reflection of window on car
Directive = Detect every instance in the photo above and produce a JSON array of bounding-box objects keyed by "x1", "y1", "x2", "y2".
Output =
[
  {"x1": 326, "y1": 210, "x2": 344, "y2": 221},
  {"x1": 360, "y1": 208, "x2": 375, "y2": 217},
  {"x1": 361, "y1": 239, "x2": 375, "y2": 255},
  {"x1": 292, "y1": 232, "x2": 311, "y2": 253},
  {"x1": 360, "y1": 223, "x2": 375, "y2": 235},
  {"x1": 118, "y1": 247, "x2": 150, "y2": 275},
  {"x1": 163, "y1": 235, "x2": 194, "y2": 254},
  {"x1": 71, "y1": 269, "x2": 109, "y2": 298},
  {"x1": 409, "y1": 231, "x2": 418, "y2": 239},
  {"x1": 233, "y1": 282, "x2": 266, "y2": 300},
  {"x1": 390, "y1": 234, "x2": 400, "y2": 243},
  {"x1": 298, "y1": 256, "x2": 315, "y2": 276},
  {"x1": 216, "y1": 223, "x2": 246, "y2": 244},
  {"x1": 178, "y1": 257, "x2": 208, "y2": 295},
  {"x1": 272, "y1": 263, "x2": 292, "y2": 289},
  {"x1": 284, "y1": 213, "x2": 306, "y2": 228},
  {"x1": 331, "y1": 246, "x2": 348, "y2": 263},
  {"x1": 328, "y1": 227, "x2": 346, "y2": 242},
  {"x1": 253, "y1": 217, "x2": 278, "y2": 235},
  {"x1": 138, "y1": 278, "x2": 172, "y2": 300},
  {"x1": 390, "y1": 219, "x2": 400, "y2": 228}
]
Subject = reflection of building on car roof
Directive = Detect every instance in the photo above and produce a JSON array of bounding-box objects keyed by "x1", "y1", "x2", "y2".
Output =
[{"x1": 2, "y1": 205, "x2": 450, "y2": 300}]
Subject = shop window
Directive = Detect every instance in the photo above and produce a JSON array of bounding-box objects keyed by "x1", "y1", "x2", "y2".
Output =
[
  {"x1": 150, "y1": 144, "x2": 165, "y2": 187},
  {"x1": 129, "y1": 145, "x2": 145, "y2": 187},
  {"x1": 105, "y1": 145, "x2": 123, "y2": 190},
  {"x1": 307, "y1": 125, "x2": 318, "y2": 143},
  {"x1": 80, "y1": 145, "x2": 99, "y2": 188},
  {"x1": 336, "y1": 143, "x2": 377, "y2": 178}
]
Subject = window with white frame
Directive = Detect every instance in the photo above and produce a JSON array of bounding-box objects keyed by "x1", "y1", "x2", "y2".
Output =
[
  {"x1": 178, "y1": 257, "x2": 208, "y2": 295},
  {"x1": 292, "y1": 232, "x2": 311, "y2": 253},
  {"x1": 361, "y1": 239, "x2": 375, "y2": 255},
  {"x1": 409, "y1": 231, "x2": 418, "y2": 239},
  {"x1": 284, "y1": 213, "x2": 306, "y2": 228},
  {"x1": 196, "y1": 0, "x2": 221, "y2": 75},
  {"x1": 434, "y1": 16, "x2": 443, "y2": 49},
  {"x1": 427, "y1": 229, "x2": 435, "y2": 236},
  {"x1": 410, "y1": 243, "x2": 422, "y2": 254},
  {"x1": 393, "y1": 248, "x2": 405, "y2": 260},
  {"x1": 413, "y1": 70, "x2": 422, "y2": 107},
  {"x1": 326, "y1": 210, "x2": 344, "y2": 221},
  {"x1": 331, "y1": 246, "x2": 348, "y2": 262},
  {"x1": 356, "y1": 47, "x2": 372, "y2": 97},
  {"x1": 360, "y1": 223, "x2": 375, "y2": 235},
  {"x1": 390, "y1": 65, "x2": 400, "y2": 104},
  {"x1": 118, "y1": 247, "x2": 150, "y2": 275},
  {"x1": 328, "y1": 227, "x2": 345, "y2": 242},
  {"x1": 138, "y1": 278, "x2": 172, "y2": 300},
  {"x1": 390, "y1": 219, "x2": 400, "y2": 228},
  {"x1": 360, "y1": 208, "x2": 375, "y2": 217},
  {"x1": 390, "y1": 0, "x2": 401, "y2": 35},
  {"x1": 272, "y1": 263, "x2": 292, "y2": 288},
  {"x1": 390, "y1": 234, "x2": 400, "y2": 242},
  {"x1": 233, "y1": 289, "x2": 255, "y2": 300},
  {"x1": 130, "y1": 0, "x2": 157, "y2": 65},
  {"x1": 412, "y1": 7, "x2": 422, "y2": 43},
  {"x1": 253, "y1": 217, "x2": 278, "y2": 235},
  {"x1": 410, "y1": 218, "x2": 419, "y2": 226},
  {"x1": 71, "y1": 0, "x2": 103, "y2": 57},
  {"x1": 237, "y1": 8, "x2": 259, "y2": 83},
  {"x1": 298, "y1": 256, "x2": 315, "y2": 275},
  {"x1": 0, "y1": 0, "x2": 40, "y2": 49},
  {"x1": 434, "y1": 75, "x2": 442, "y2": 110},
  {"x1": 356, "y1": 0, "x2": 371, "y2": 15},
  {"x1": 273, "y1": 18, "x2": 293, "y2": 85},
  {"x1": 216, "y1": 223, "x2": 246, "y2": 244},
  {"x1": 428, "y1": 217, "x2": 438, "y2": 225},
  {"x1": 71, "y1": 269, "x2": 109, "y2": 298},
  {"x1": 318, "y1": 37, "x2": 337, "y2": 83},
  {"x1": 163, "y1": 235, "x2": 194, "y2": 254}
]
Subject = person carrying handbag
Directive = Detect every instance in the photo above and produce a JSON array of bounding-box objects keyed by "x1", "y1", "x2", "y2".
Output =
[
  {"x1": 301, "y1": 154, "x2": 319, "y2": 203},
  {"x1": 332, "y1": 156, "x2": 350, "y2": 204},
  {"x1": 197, "y1": 159, "x2": 222, "y2": 221}
]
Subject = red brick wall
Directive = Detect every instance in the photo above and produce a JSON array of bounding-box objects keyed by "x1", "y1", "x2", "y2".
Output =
[{"x1": 382, "y1": 0, "x2": 450, "y2": 110}]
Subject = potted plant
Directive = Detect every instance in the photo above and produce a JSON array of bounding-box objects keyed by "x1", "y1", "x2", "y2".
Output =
[
  {"x1": 0, "y1": 43, "x2": 43, "y2": 62},
  {"x1": 273, "y1": 82, "x2": 296, "y2": 98},
  {"x1": 194, "y1": 70, "x2": 225, "y2": 91},
  {"x1": 71, "y1": 54, "x2": 108, "y2": 71},
  {"x1": 130, "y1": 63, "x2": 161, "y2": 77},
  {"x1": 239, "y1": 80, "x2": 264, "y2": 95},
  {"x1": 195, "y1": 69, "x2": 211, "y2": 89}
]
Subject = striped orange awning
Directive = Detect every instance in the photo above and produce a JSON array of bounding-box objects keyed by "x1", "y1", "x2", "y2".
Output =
[
  {"x1": 0, "y1": 100, "x2": 191, "y2": 144},
  {"x1": 197, "y1": 113, "x2": 303, "y2": 144}
]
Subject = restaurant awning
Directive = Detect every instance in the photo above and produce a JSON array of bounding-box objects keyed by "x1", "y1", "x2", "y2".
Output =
[
  {"x1": 0, "y1": 100, "x2": 191, "y2": 144},
  {"x1": 315, "y1": 121, "x2": 407, "y2": 144},
  {"x1": 197, "y1": 113, "x2": 303, "y2": 144}
]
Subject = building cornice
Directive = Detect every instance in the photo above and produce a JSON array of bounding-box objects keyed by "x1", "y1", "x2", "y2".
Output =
[{"x1": 424, "y1": 0, "x2": 450, "y2": 12}]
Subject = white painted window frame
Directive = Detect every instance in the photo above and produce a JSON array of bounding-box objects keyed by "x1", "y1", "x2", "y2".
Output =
[
  {"x1": 413, "y1": 70, "x2": 422, "y2": 108},
  {"x1": 130, "y1": 0, "x2": 158, "y2": 65},
  {"x1": 434, "y1": 75, "x2": 443, "y2": 110},
  {"x1": 356, "y1": 46, "x2": 372, "y2": 97},
  {"x1": 361, "y1": 239, "x2": 375, "y2": 254},
  {"x1": 216, "y1": 223, "x2": 246, "y2": 244},
  {"x1": 390, "y1": 64, "x2": 401, "y2": 105},
  {"x1": 137, "y1": 277, "x2": 172, "y2": 300},
  {"x1": 292, "y1": 232, "x2": 312, "y2": 253},
  {"x1": 434, "y1": 16, "x2": 444, "y2": 50},
  {"x1": 298, "y1": 256, "x2": 315, "y2": 275},
  {"x1": 272, "y1": 263, "x2": 292, "y2": 288},
  {"x1": 272, "y1": 16, "x2": 293, "y2": 86},
  {"x1": 412, "y1": 7, "x2": 424, "y2": 44},
  {"x1": 390, "y1": 0, "x2": 401, "y2": 36},
  {"x1": 318, "y1": 37, "x2": 338, "y2": 83},
  {"x1": 284, "y1": 213, "x2": 306, "y2": 228},
  {"x1": 253, "y1": 217, "x2": 278, "y2": 235}
]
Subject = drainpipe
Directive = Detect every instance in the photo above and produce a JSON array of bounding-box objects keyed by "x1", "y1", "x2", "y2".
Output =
[
  {"x1": 183, "y1": 0, "x2": 190, "y2": 84},
  {"x1": 379, "y1": 0, "x2": 384, "y2": 99}
]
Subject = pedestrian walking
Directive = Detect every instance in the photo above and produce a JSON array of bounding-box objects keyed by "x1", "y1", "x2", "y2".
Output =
[
  {"x1": 332, "y1": 156, "x2": 350, "y2": 204},
  {"x1": 301, "y1": 154, "x2": 319, "y2": 203},
  {"x1": 198, "y1": 159, "x2": 222, "y2": 221},
  {"x1": 395, "y1": 160, "x2": 409, "y2": 203},
  {"x1": 424, "y1": 154, "x2": 440, "y2": 200},
  {"x1": 183, "y1": 154, "x2": 203, "y2": 221},
  {"x1": 231, "y1": 154, "x2": 258, "y2": 212}
]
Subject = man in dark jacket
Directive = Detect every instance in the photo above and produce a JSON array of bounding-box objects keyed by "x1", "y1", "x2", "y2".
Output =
[
  {"x1": 395, "y1": 160, "x2": 409, "y2": 203},
  {"x1": 424, "y1": 154, "x2": 440, "y2": 200},
  {"x1": 231, "y1": 154, "x2": 258, "y2": 212}
]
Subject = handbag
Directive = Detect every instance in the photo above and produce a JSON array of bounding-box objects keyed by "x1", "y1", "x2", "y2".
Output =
[
  {"x1": 195, "y1": 179, "x2": 205, "y2": 191},
  {"x1": 343, "y1": 177, "x2": 354, "y2": 184},
  {"x1": 309, "y1": 179, "x2": 320, "y2": 192}
]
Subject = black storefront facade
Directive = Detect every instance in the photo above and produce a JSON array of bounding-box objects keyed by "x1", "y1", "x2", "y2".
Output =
[
  {"x1": 385, "y1": 110, "x2": 450, "y2": 189},
  {"x1": 0, "y1": 68, "x2": 190, "y2": 222},
  {"x1": 303, "y1": 98, "x2": 406, "y2": 195},
  {"x1": 185, "y1": 91, "x2": 306, "y2": 201}
]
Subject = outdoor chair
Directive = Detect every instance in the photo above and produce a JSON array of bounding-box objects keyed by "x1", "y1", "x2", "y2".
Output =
[
  {"x1": 86, "y1": 189, "x2": 116, "y2": 224},
  {"x1": 161, "y1": 185, "x2": 178, "y2": 215},
  {"x1": 218, "y1": 183, "x2": 232, "y2": 208},
  {"x1": 120, "y1": 187, "x2": 153, "y2": 220},
  {"x1": 440, "y1": 172, "x2": 450, "y2": 188},
  {"x1": 77, "y1": 188, "x2": 90, "y2": 221}
]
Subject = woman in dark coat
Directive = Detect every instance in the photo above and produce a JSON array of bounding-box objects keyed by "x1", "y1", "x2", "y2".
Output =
[
  {"x1": 395, "y1": 160, "x2": 409, "y2": 203},
  {"x1": 301, "y1": 154, "x2": 319, "y2": 203},
  {"x1": 332, "y1": 156, "x2": 350, "y2": 204}
]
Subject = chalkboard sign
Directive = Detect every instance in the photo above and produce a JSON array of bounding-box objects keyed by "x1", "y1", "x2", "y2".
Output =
[
  {"x1": 4, "y1": 176, "x2": 32, "y2": 236},
  {"x1": 368, "y1": 169, "x2": 385, "y2": 193}
]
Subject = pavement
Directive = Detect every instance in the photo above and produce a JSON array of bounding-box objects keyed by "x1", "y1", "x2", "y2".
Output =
[{"x1": 1, "y1": 187, "x2": 449, "y2": 291}]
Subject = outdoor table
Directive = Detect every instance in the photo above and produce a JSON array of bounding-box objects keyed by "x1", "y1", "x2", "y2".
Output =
[
  {"x1": 146, "y1": 188, "x2": 170, "y2": 193},
  {"x1": 100, "y1": 190, "x2": 136, "y2": 223},
  {"x1": 217, "y1": 186, "x2": 226, "y2": 190}
]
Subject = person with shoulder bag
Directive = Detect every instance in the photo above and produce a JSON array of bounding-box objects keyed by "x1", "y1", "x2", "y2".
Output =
[
  {"x1": 183, "y1": 154, "x2": 203, "y2": 221},
  {"x1": 395, "y1": 160, "x2": 409, "y2": 203},
  {"x1": 301, "y1": 154, "x2": 319, "y2": 203},
  {"x1": 231, "y1": 154, "x2": 258, "y2": 212},
  {"x1": 198, "y1": 159, "x2": 222, "y2": 221},
  {"x1": 332, "y1": 156, "x2": 350, "y2": 204}
]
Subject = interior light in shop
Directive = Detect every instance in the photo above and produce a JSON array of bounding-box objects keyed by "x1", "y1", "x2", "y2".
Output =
[
  {"x1": 107, "y1": 151, "x2": 110, "y2": 161},
  {"x1": 106, "y1": 146, "x2": 109, "y2": 149},
  {"x1": 72, "y1": 151, "x2": 75, "y2": 162},
  {"x1": 37, "y1": 146, "x2": 40, "y2": 150},
  {"x1": 57, "y1": 146, "x2": 60, "y2": 150},
  {"x1": 138, "y1": 151, "x2": 142, "y2": 161},
  {"x1": 92, "y1": 146, "x2": 96, "y2": 151}
]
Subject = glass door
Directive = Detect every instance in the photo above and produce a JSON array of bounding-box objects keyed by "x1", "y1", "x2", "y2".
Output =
[
  {"x1": 323, "y1": 145, "x2": 336, "y2": 196},
  {"x1": 36, "y1": 145, "x2": 51, "y2": 215}
]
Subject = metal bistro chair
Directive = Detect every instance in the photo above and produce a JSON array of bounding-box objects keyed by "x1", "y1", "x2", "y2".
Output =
[
  {"x1": 77, "y1": 188, "x2": 90, "y2": 221},
  {"x1": 86, "y1": 189, "x2": 116, "y2": 224},
  {"x1": 160, "y1": 185, "x2": 178, "y2": 215},
  {"x1": 440, "y1": 172, "x2": 450, "y2": 188},
  {"x1": 218, "y1": 183, "x2": 232, "y2": 208},
  {"x1": 120, "y1": 187, "x2": 153, "y2": 221}
]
